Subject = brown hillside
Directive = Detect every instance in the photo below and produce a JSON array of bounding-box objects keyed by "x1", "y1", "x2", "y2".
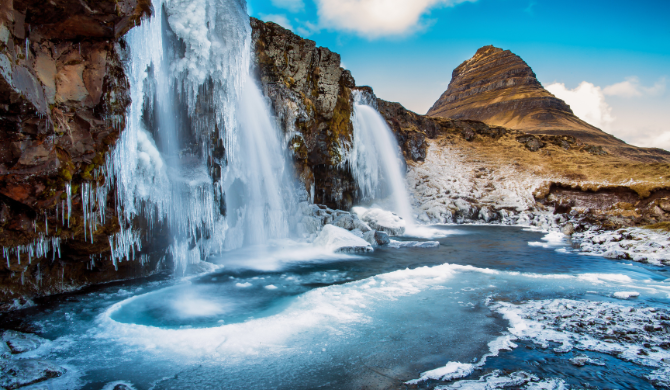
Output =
[{"x1": 427, "y1": 45, "x2": 670, "y2": 163}]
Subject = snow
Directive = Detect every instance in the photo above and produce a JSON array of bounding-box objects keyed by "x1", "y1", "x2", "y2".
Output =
[
  {"x1": 2, "y1": 330, "x2": 48, "y2": 354},
  {"x1": 0, "y1": 359, "x2": 66, "y2": 389},
  {"x1": 572, "y1": 227, "x2": 670, "y2": 266},
  {"x1": 407, "y1": 141, "x2": 545, "y2": 224},
  {"x1": 408, "y1": 362, "x2": 475, "y2": 383},
  {"x1": 313, "y1": 225, "x2": 373, "y2": 253},
  {"x1": 494, "y1": 299, "x2": 670, "y2": 385},
  {"x1": 613, "y1": 291, "x2": 640, "y2": 299},
  {"x1": 352, "y1": 207, "x2": 406, "y2": 236}
]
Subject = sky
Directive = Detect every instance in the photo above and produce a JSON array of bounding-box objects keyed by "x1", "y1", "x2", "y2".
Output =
[{"x1": 247, "y1": 0, "x2": 670, "y2": 151}]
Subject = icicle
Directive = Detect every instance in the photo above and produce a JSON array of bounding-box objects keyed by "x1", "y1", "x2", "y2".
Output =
[
  {"x1": 82, "y1": 183, "x2": 87, "y2": 242},
  {"x1": 66, "y1": 183, "x2": 72, "y2": 227}
]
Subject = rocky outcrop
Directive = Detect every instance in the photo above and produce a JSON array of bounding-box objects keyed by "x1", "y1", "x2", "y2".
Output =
[
  {"x1": 373, "y1": 93, "x2": 670, "y2": 228},
  {"x1": 251, "y1": 18, "x2": 357, "y2": 209},
  {"x1": 427, "y1": 45, "x2": 670, "y2": 163},
  {"x1": 0, "y1": 0, "x2": 162, "y2": 307}
]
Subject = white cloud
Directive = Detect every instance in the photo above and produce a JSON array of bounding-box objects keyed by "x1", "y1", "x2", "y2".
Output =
[
  {"x1": 603, "y1": 76, "x2": 666, "y2": 98},
  {"x1": 314, "y1": 0, "x2": 476, "y2": 38},
  {"x1": 295, "y1": 21, "x2": 320, "y2": 37},
  {"x1": 260, "y1": 14, "x2": 294, "y2": 31},
  {"x1": 546, "y1": 81, "x2": 614, "y2": 129},
  {"x1": 546, "y1": 79, "x2": 670, "y2": 151},
  {"x1": 271, "y1": 0, "x2": 304, "y2": 13}
]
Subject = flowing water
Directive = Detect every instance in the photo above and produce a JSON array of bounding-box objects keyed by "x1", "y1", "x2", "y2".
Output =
[
  {"x1": 4, "y1": 226, "x2": 669, "y2": 389},
  {"x1": 349, "y1": 92, "x2": 415, "y2": 226}
]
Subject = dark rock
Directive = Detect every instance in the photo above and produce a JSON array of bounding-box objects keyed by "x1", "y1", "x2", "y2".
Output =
[
  {"x1": 0, "y1": 358, "x2": 65, "y2": 389},
  {"x1": 516, "y1": 135, "x2": 544, "y2": 151}
]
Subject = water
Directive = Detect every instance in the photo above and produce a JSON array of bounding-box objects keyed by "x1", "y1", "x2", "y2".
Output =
[
  {"x1": 100, "y1": 0, "x2": 295, "y2": 271},
  {"x1": 349, "y1": 91, "x2": 415, "y2": 226},
  {"x1": 3, "y1": 226, "x2": 668, "y2": 389}
]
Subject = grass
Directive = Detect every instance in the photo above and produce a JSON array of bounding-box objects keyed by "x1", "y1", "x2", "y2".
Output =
[
  {"x1": 645, "y1": 222, "x2": 670, "y2": 232},
  {"x1": 430, "y1": 128, "x2": 670, "y2": 199}
]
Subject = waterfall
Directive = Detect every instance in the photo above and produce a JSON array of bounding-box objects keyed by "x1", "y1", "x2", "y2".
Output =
[
  {"x1": 222, "y1": 75, "x2": 295, "y2": 248},
  {"x1": 105, "y1": 0, "x2": 295, "y2": 273},
  {"x1": 349, "y1": 91, "x2": 416, "y2": 226}
]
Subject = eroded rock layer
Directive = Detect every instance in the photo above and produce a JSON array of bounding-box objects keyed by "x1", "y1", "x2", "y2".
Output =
[
  {"x1": 427, "y1": 45, "x2": 670, "y2": 162},
  {"x1": 0, "y1": 0, "x2": 164, "y2": 306}
]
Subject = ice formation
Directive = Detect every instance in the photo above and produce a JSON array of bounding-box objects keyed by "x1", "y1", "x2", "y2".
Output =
[
  {"x1": 88, "y1": 0, "x2": 295, "y2": 271},
  {"x1": 313, "y1": 225, "x2": 373, "y2": 253},
  {"x1": 495, "y1": 299, "x2": 670, "y2": 388}
]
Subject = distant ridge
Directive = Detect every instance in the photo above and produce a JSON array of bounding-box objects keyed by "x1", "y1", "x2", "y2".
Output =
[{"x1": 428, "y1": 45, "x2": 670, "y2": 162}]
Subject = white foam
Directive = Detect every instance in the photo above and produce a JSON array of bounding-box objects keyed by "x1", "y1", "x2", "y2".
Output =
[{"x1": 613, "y1": 291, "x2": 640, "y2": 299}]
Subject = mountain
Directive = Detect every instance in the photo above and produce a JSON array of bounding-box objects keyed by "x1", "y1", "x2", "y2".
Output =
[{"x1": 427, "y1": 45, "x2": 670, "y2": 162}]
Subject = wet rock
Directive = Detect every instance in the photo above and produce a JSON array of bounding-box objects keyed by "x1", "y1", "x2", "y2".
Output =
[
  {"x1": 0, "y1": 358, "x2": 65, "y2": 389},
  {"x1": 0, "y1": 341, "x2": 11, "y2": 358},
  {"x1": 331, "y1": 214, "x2": 355, "y2": 230},
  {"x1": 562, "y1": 223, "x2": 575, "y2": 236},
  {"x1": 363, "y1": 230, "x2": 390, "y2": 247},
  {"x1": 2, "y1": 330, "x2": 47, "y2": 354}
]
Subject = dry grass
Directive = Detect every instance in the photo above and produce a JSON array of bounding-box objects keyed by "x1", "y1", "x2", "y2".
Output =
[
  {"x1": 433, "y1": 131, "x2": 670, "y2": 199},
  {"x1": 645, "y1": 222, "x2": 670, "y2": 232}
]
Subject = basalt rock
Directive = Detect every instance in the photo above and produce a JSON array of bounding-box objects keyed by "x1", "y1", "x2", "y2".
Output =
[
  {"x1": 251, "y1": 18, "x2": 357, "y2": 209},
  {"x1": 0, "y1": 0, "x2": 162, "y2": 307},
  {"x1": 428, "y1": 45, "x2": 670, "y2": 163}
]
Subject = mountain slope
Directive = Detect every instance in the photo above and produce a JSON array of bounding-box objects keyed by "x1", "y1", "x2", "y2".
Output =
[{"x1": 427, "y1": 45, "x2": 670, "y2": 162}]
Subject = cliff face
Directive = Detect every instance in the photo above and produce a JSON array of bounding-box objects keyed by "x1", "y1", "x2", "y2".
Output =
[
  {"x1": 427, "y1": 46, "x2": 670, "y2": 162},
  {"x1": 0, "y1": 0, "x2": 164, "y2": 307},
  {"x1": 251, "y1": 18, "x2": 358, "y2": 209}
]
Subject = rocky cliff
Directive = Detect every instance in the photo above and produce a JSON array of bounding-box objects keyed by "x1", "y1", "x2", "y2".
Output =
[
  {"x1": 0, "y1": 0, "x2": 165, "y2": 308},
  {"x1": 427, "y1": 45, "x2": 670, "y2": 162},
  {"x1": 251, "y1": 18, "x2": 358, "y2": 210}
]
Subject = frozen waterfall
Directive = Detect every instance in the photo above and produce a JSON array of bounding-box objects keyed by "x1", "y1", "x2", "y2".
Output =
[
  {"x1": 349, "y1": 91, "x2": 416, "y2": 227},
  {"x1": 105, "y1": 0, "x2": 295, "y2": 273}
]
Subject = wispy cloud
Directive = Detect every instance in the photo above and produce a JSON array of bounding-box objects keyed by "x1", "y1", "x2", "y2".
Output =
[
  {"x1": 546, "y1": 78, "x2": 670, "y2": 150},
  {"x1": 546, "y1": 81, "x2": 614, "y2": 129},
  {"x1": 603, "y1": 76, "x2": 666, "y2": 98},
  {"x1": 260, "y1": 13, "x2": 295, "y2": 31},
  {"x1": 271, "y1": 0, "x2": 304, "y2": 13},
  {"x1": 314, "y1": 0, "x2": 477, "y2": 39}
]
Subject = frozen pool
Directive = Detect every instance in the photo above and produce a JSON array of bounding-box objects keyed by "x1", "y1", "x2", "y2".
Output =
[{"x1": 2, "y1": 226, "x2": 669, "y2": 389}]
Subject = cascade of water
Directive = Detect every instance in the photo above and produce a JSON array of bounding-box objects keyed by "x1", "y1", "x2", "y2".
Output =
[
  {"x1": 222, "y1": 75, "x2": 295, "y2": 248},
  {"x1": 349, "y1": 91, "x2": 415, "y2": 226},
  {"x1": 107, "y1": 0, "x2": 295, "y2": 272}
]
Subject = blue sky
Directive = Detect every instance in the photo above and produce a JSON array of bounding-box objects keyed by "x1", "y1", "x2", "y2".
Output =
[{"x1": 247, "y1": 0, "x2": 670, "y2": 150}]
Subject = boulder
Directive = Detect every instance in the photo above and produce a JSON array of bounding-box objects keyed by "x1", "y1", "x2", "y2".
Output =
[
  {"x1": 313, "y1": 225, "x2": 373, "y2": 253},
  {"x1": 331, "y1": 213, "x2": 355, "y2": 230},
  {"x1": 363, "y1": 230, "x2": 390, "y2": 247},
  {"x1": 353, "y1": 207, "x2": 406, "y2": 236},
  {"x1": 0, "y1": 358, "x2": 65, "y2": 389},
  {"x1": 2, "y1": 330, "x2": 47, "y2": 354},
  {"x1": 562, "y1": 223, "x2": 575, "y2": 236}
]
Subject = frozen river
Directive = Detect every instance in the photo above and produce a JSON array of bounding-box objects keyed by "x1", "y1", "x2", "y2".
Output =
[{"x1": 2, "y1": 225, "x2": 669, "y2": 389}]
